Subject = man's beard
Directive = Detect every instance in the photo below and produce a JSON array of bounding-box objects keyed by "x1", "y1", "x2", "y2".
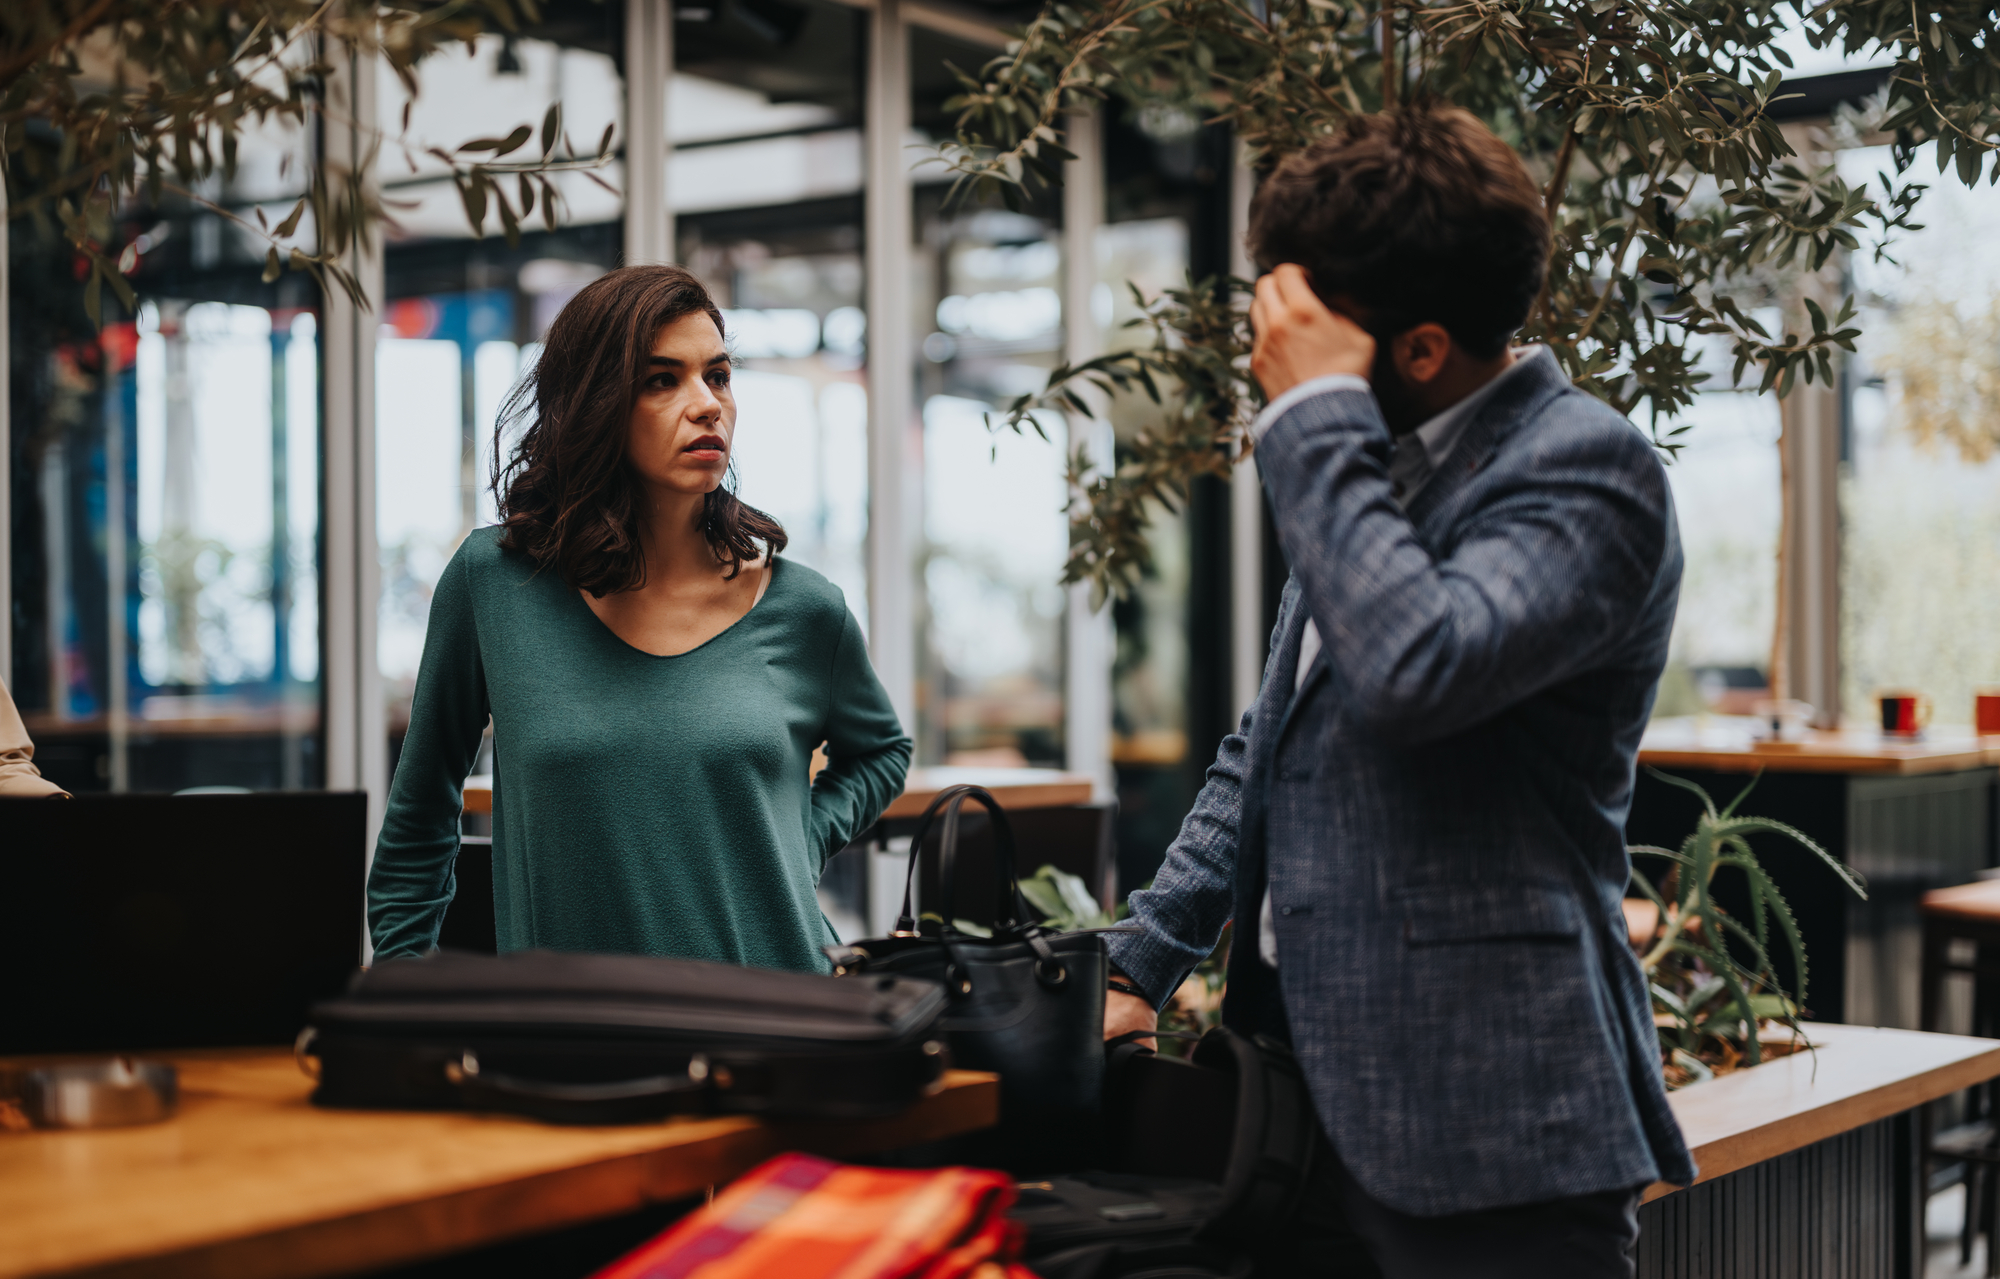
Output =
[{"x1": 1369, "y1": 338, "x2": 1423, "y2": 436}]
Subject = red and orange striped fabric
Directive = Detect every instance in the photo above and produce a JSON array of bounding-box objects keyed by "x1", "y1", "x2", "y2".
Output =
[{"x1": 591, "y1": 1153, "x2": 1040, "y2": 1279}]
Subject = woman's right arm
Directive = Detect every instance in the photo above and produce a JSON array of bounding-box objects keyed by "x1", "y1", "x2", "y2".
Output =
[{"x1": 368, "y1": 549, "x2": 491, "y2": 960}]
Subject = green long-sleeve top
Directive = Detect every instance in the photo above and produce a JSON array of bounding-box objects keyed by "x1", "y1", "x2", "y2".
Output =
[{"x1": 367, "y1": 528, "x2": 912, "y2": 972}]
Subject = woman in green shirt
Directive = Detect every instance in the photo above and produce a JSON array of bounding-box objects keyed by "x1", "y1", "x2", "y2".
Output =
[{"x1": 368, "y1": 265, "x2": 911, "y2": 972}]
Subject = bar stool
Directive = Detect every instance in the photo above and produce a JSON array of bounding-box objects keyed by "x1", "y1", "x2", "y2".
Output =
[{"x1": 1922, "y1": 879, "x2": 2000, "y2": 1274}]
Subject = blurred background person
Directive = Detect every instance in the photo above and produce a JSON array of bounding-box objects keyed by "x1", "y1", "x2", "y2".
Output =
[{"x1": 0, "y1": 680, "x2": 68, "y2": 797}]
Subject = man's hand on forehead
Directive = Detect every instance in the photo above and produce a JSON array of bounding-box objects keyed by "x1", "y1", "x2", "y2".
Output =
[{"x1": 1249, "y1": 264, "x2": 1376, "y2": 400}]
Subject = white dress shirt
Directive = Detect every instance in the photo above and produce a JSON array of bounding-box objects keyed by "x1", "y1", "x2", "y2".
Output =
[{"x1": 1255, "y1": 347, "x2": 1548, "y2": 967}]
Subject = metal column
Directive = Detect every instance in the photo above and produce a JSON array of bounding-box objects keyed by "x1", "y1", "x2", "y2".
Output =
[
  {"x1": 1062, "y1": 111, "x2": 1113, "y2": 796},
  {"x1": 623, "y1": 0, "x2": 673, "y2": 266},
  {"x1": 1228, "y1": 143, "x2": 1265, "y2": 722},
  {"x1": 321, "y1": 37, "x2": 386, "y2": 888},
  {"x1": 864, "y1": 0, "x2": 915, "y2": 734}
]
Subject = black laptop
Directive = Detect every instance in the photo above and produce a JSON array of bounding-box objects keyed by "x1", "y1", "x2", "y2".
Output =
[{"x1": 0, "y1": 792, "x2": 366, "y2": 1054}]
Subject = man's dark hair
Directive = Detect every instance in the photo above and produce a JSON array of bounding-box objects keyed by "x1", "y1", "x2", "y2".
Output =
[{"x1": 1248, "y1": 105, "x2": 1550, "y2": 359}]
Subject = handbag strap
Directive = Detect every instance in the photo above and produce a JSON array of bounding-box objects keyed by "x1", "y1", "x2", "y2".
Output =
[{"x1": 895, "y1": 784, "x2": 1027, "y2": 935}]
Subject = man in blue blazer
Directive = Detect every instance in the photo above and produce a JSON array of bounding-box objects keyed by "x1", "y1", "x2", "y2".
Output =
[{"x1": 1102, "y1": 106, "x2": 1696, "y2": 1276}]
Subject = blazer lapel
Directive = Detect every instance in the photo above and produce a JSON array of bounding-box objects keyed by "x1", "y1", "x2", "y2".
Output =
[{"x1": 1404, "y1": 349, "x2": 1571, "y2": 533}]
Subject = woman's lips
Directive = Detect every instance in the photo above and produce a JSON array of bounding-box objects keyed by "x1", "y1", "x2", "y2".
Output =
[{"x1": 683, "y1": 434, "x2": 726, "y2": 461}]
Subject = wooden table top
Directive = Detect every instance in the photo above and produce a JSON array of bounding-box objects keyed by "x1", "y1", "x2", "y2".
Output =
[
  {"x1": 878, "y1": 766, "x2": 1097, "y2": 819},
  {"x1": 1639, "y1": 719, "x2": 2000, "y2": 776},
  {"x1": 0, "y1": 1049, "x2": 998, "y2": 1279},
  {"x1": 1646, "y1": 1022, "x2": 2000, "y2": 1203},
  {"x1": 462, "y1": 766, "x2": 1097, "y2": 818}
]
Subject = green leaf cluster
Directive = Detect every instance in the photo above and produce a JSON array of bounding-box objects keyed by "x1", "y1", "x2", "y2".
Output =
[
  {"x1": 4, "y1": 0, "x2": 618, "y2": 316},
  {"x1": 940, "y1": 0, "x2": 2000, "y2": 600}
]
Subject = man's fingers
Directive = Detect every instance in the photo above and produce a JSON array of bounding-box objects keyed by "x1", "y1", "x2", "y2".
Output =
[
  {"x1": 1270, "y1": 263, "x2": 1331, "y2": 319},
  {"x1": 1250, "y1": 272, "x2": 1280, "y2": 335}
]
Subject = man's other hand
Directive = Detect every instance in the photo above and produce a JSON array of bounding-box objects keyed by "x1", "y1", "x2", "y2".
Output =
[
  {"x1": 1249, "y1": 264, "x2": 1376, "y2": 399},
  {"x1": 1105, "y1": 989, "x2": 1158, "y2": 1051}
]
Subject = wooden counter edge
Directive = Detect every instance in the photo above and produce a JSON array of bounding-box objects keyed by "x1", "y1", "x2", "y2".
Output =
[
  {"x1": 879, "y1": 779, "x2": 1093, "y2": 820},
  {"x1": 41, "y1": 1072, "x2": 1000, "y2": 1279},
  {"x1": 1640, "y1": 1041, "x2": 2000, "y2": 1203},
  {"x1": 1635, "y1": 747, "x2": 1995, "y2": 777},
  {"x1": 463, "y1": 777, "x2": 1098, "y2": 820}
]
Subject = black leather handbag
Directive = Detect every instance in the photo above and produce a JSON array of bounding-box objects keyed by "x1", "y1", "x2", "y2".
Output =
[{"x1": 826, "y1": 784, "x2": 1110, "y2": 1172}]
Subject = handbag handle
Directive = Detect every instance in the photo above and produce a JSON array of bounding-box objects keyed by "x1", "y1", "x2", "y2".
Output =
[{"x1": 895, "y1": 784, "x2": 1026, "y2": 936}]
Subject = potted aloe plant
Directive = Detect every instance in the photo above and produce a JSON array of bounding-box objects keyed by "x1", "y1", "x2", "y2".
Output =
[
  {"x1": 1022, "y1": 770, "x2": 1863, "y2": 1084},
  {"x1": 1628, "y1": 770, "x2": 1868, "y2": 1087}
]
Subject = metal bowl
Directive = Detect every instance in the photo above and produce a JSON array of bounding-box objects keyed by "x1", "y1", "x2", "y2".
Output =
[{"x1": 18, "y1": 1059, "x2": 178, "y2": 1129}]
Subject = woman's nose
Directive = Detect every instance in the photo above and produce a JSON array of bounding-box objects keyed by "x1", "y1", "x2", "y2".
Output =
[{"x1": 687, "y1": 381, "x2": 722, "y2": 422}]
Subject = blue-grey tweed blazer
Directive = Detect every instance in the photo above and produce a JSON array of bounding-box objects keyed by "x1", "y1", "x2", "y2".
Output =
[{"x1": 1106, "y1": 351, "x2": 1697, "y2": 1216}]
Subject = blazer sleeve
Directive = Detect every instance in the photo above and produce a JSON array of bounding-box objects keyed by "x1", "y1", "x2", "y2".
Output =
[
  {"x1": 807, "y1": 603, "x2": 912, "y2": 869},
  {"x1": 1258, "y1": 386, "x2": 1672, "y2": 745},
  {"x1": 368, "y1": 548, "x2": 490, "y2": 960},
  {"x1": 1103, "y1": 585, "x2": 1303, "y2": 1008},
  {"x1": 1104, "y1": 707, "x2": 1254, "y2": 1008}
]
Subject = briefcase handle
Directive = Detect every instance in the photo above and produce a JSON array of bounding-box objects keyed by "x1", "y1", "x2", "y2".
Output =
[
  {"x1": 445, "y1": 1049, "x2": 710, "y2": 1124},
  {"x1": 895, "y1": 784, "x2": 1027, "y2": 936}
]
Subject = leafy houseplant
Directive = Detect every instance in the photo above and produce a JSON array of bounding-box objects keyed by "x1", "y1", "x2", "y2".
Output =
[{"x1": 1630, "y1": 769, "x2": 1868, "y2": 1087}]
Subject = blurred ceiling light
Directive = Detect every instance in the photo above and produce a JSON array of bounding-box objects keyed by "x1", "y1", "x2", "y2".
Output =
[
  {"x1": 822, "y1": 306, "x2": 866, "y2": 356},
  {"x1": 518, "y1": 259, "x2": 606, "y2": 295},
  {"x1": 723, "y1": 308, "x2": 821, "y2": 359},
  {"x1": 936, "y1": 288, "x2": 1060, "y2": 342}
]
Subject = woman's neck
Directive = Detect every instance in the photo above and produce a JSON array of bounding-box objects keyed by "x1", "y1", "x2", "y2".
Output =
[{"x1": 637, "y1": 488, "x2": 718, "y2": 588}]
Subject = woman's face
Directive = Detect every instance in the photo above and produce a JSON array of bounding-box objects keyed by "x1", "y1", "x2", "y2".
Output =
[{"x1": 626, "y1": 310, "x2": 736, "y2": 497}]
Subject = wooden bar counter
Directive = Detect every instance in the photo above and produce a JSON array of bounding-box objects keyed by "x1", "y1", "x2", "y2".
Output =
[
  {"x1": 1637, "y1": 1023, "x2": 2000, "y2": 1277},
  {"x1": 1638, "y1": 719, "x2": 2000, "y2": 777},
  {"x1": 0, "y1": 1051, "x2": 998, "y2": 1279},
  {"x1": 462, "y1": 765, "x2": 1096, "y2": 819}
]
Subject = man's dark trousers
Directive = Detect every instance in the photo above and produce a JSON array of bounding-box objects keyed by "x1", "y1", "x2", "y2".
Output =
[{"x1": 1264, "y1": 1129, "x2": 1643, "y2": 1279}]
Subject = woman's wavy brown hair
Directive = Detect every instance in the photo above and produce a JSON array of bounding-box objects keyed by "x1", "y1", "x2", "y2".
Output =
[{"x1": 493, "y1": 264, "x2": 787, "y2": 595}]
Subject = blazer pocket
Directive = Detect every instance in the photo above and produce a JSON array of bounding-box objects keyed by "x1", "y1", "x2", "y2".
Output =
[{"x1": 1397, "y1": 881, "x2": 1584, "y2": 945}]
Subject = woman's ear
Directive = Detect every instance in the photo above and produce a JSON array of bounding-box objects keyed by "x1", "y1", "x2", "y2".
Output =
[{"x1": 1391, "y1": 322, "x2": 1455, "y2": 386}]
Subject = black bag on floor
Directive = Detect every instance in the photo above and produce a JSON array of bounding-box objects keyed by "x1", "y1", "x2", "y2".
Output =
[
  {"x1": 1008, "y1": 1027, "x2": 1318, "y2": 1279},
  {"x1": 299, "y1": 949, "x2": 949, "y2": 1124},
  {"x1": 825, "y1": 784, "x2": 1110, "y2": 1172}
]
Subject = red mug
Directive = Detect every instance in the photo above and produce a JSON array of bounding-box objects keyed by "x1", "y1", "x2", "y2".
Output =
[
  {"x1": 1978, "y1": 689, "x2": 2000, "y2": 736},
  {"x1": 1879, "y1": 691, "x2": 1931, "y2": 738}
]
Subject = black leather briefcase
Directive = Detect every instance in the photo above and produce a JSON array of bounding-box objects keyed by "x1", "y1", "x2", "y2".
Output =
[
  {"x1": 827, "y1": 784, "x2": 1114, "y2": 1172},
  {"x1": 298, "y1": 949, "x2": 950, "y2": 1124},
  {"x1": 1010, "y1": 1028, "x2": 1319, "y2": 1279}
]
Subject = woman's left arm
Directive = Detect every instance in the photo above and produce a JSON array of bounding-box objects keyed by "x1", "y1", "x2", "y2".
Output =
[{"x1": 809, "y1": 605, "x2": 912, "y2": 866}]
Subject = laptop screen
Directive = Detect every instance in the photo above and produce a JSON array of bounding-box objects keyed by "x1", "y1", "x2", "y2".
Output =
[{"x1": 1, "y1": 792, "x2": 365, "y2": 1054}]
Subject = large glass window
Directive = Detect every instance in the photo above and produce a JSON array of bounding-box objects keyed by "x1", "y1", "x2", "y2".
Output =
[
  {"x1": 909, "y1": 29, "x2": 1072, "y2": 769},
  {"x1": 1098, "y1": 102, "x2": 1234, "y2": 890},
  {"x1": 374, "y1": 15, "x2": 624, "y2": 771},
  {"x1": 1841, "y1": 155, "x2": 2000, "y2": 729},
  {"x1": 1647, "y1": 364, "x2": 1784, "y2": 722},
  {"x1": 674, "y1": 0, "x2": 870, "y2": 626},
  {"x1": 9, "y1": 114, "x2": 323, "y2": 791}
]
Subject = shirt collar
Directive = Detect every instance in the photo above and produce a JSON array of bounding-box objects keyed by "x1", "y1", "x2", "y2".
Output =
[{"x1": 1407, "y1": 343, "x2": 1550, "y2": 474}]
